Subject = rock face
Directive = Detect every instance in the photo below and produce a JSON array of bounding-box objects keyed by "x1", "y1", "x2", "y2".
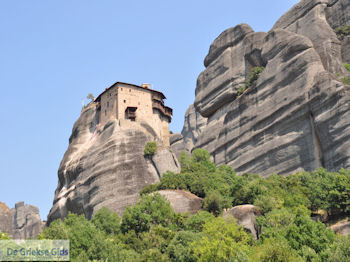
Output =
[
  {"x1": 0, "y1": 201, "x2": 44, "y2": 239},
  {"x1": 156, "y1": 190, "x2": 202, "y2": 214},
  {"x1": 0, "y1": 202, "x2": 13, "y2": 237},
  {"x1": 47, "y1": 104, "x2": 180, "y2": 224},
  {"x1": 175, "y1": 0, "x2": 350, "y2": 176},
  {"x1": 223, "y1": 205, "x2": 259, "y2": 240}
]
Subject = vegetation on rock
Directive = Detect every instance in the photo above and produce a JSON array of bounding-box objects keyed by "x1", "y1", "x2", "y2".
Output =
[
  {"x1": 144, "y1": 141, "x2": 158, "y2": 156},
  {"x1": 335, "y1": 25, "x2": 350, "y2": 39},
  {"x1": 37, "y1": 149, "x2": 350, "y2": 261},
  {"x1": 237, "y1": 66, "x2": 264, "y2": 96}
]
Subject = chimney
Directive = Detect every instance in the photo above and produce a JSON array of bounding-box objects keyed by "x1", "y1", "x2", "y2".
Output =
[{"x1": 142, "y1": 83, "x2": 151, "y2": 89}]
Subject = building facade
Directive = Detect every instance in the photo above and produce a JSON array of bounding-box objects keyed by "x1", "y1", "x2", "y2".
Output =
[{"x1": 95, "y1": 82, "x2": 172, "y2": 146}]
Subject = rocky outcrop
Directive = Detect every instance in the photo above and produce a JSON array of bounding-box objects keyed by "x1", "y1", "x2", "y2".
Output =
[
  {"x1": 223, "y1": 205, "x2": 259, "y2": 240},
  {"x1": 170, "y1": 104, "x2": 207, "y2": 158},
  {"x1": 11, "y1": 202, "x2": 44, "y2": 239},
  {"x1": 156, "y1": 190, "x2": 202, "y2": 214},
  {"x1": 0, "y1": 201, "x2": 44, "y2": 239},
  {"x1": 176, "y1": 0, "x2": 350, "y2": 176},
  {"x1": 47, "y1": 104, "x2": 179, "y2": 224},
  {"x1": 0, "y1": 202, "x2": 13, "y2": 237}
]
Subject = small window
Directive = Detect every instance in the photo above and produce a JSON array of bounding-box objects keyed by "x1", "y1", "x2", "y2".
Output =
[
  {"x1": 107, "y1": 101, "x2": 109, "y2": 108},
  {"x1": 121, "y1": 88, "x2": 123, "y2": 91},
  {"x1": 124, "y1": 100, "x2": 126, "y2": 103},
  {"x1": 129, "y1": 89, "x2": 131, "y2": 92},
  {"x1": 105, "y1": 110, "x2": 107, "y2": 116}
]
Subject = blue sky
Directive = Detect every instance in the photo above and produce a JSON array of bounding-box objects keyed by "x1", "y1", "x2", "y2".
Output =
[{"x1": 0, "y1": 0, "x2": 299, "y2": 220}]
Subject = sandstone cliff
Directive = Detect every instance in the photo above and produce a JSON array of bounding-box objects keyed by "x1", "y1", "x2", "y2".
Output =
[
  {"x1": 47, "y1": 103, "x2": 180, "y2": 224},
  {"x1": 0, "y1": 201, "x2": 44, "y2": 239},
  {"x1": 172, "y1": 0, "x2": 350, "y2": 176}
]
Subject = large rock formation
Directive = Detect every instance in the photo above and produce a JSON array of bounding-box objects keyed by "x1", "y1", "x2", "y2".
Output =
[
  {"x1": 47, "y1": 103, "x2": 180, "y2": 224},
  {"x1": 0, "y1": 201, "x2": 44, "y2": 239},
  {"x1": 173, "y1": 0, "x2": 350, "y2": 176}
]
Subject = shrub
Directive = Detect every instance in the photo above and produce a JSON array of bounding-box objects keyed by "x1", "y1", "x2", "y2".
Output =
[
  {"x1": 344, "y1": 63, "x2": 350, "y2": 72},
  {"x1": 203, "y1": 191, "x2": 224, "y2": 216},
  {"x1": 335, "y1": 25, "x2": 350, "y2": 38},
  {"x1": 144, "y1": 141, "x2": 157, "y2": 156},
  {"x1": 341, "y1": 77, "x2": 350, "y2": 85},
  {"x1": 237, "y1": 66, "x2": 264, "y2": 97}
]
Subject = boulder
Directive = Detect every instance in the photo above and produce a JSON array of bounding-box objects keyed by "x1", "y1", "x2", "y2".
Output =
[
  {"x1": 157, "y1": 190, "x2": 202, "y2": 214},
  {"x1": 330, "y1": 219, "x2": 350, "y2": 236},
  {"x1": 223, "y1": 205, "x2": 259, "y2": 240}
]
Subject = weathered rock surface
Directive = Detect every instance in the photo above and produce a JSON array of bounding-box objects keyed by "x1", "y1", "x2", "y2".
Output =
[
  {"x1": 0, "y1": 201, "x2": 44, "y2": 239},
  {"x1": 330, "y1": 218, "x2": 350, "y2": 236},
  {"x1": 11, "y1": 202, "x2": 44, "y2": 239},
  {"x1": 273, "y1": 0, "x2": 349, "y2": 74},
  {"x1": 341, "y1": 36, "x2": 350, "y2": 63},
  {"x1": 223, "y1": 205, "x2": 259, "y2": 239},
  {"x1": 47, "y1": 104, "x2": 179, "y2": 224},
  {"x1": 170, "y1": 104, "x2": 207, "y2": 158},
  {"x1": 0, "y1": 202, "x2": 13, "y2": 237},
  {"x1": 177, "y1": 0, "x2": 350, "y2": 176},
  {"x1": 157, "y1": 190, "x2": 202, "y2": 214}
]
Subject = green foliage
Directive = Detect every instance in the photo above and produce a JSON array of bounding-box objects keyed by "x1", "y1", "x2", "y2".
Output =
[
  {"x1": 0, "y1": 231, "x2": 10, "y2": 239},
  {"x1": 341, "y1": 77, "x2": 350, "y2": 85},
  {"x1": 335, "y1": 25, "x2": 350, "y2": 38},
  {"x1": 257, "y1": 206, "x2": 336, "y2": 257},
  {"x1": 203, "y1": 191, "x2": 224, "y2": 216},
  {"x1": 251, "y1": 237, "x2": 303, "y2": 262},
  {"x1": 39, "y1": 212, "x2": 121, "y2": 261},
  {"x1": 121, "y1": 193, "x2": 176, "y2": 234},
  {"x1": 184, "y1": 211, "x2": 215, "y2": 232},
  {"x1": 167, "y1": 231, "x2": 201, "y2": 262},
  {"x1": 237, "y1": 66, "x2": 264, "y2": 97},
  {"x1": 91, "y1": 207, "x2": 121, "y2": 235},
  {"x1": 344, "y1": 62, "x2": 350, "y2": 72},
  {"x1": 144, "y1": 141, "x2": 157, "y2": 156},
  {"x1": 86, "y1": 93, "x2": 95, "y2": 102},
  {"x1": 190, "y1": 217, "x2": 252, "y2": 262},
  {"x1": 40, "y1": 149, "x2": 350, "y2": 260},
  {"x1": 321, "y1": 235, "x2": 350, "y2": 262}
]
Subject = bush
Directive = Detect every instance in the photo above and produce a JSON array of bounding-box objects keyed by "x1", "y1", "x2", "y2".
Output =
[
  {"x1": 335, "y1": 25, "x2": 350, "y2": 38},
  {"x1": 144, "y1": 141, "x2": 157, "y2": 156},
  {"x1": 344, "y1": 63, "x2": 350, "y2": 72},
  {"x1": 237, "y1": 66, "x2": 264, "y2": 97},
  {"x1": 203, "y1": 191, "x2": 224, "y2": 216},
  {"x1": 341, "y1": 77, "x2": 350, "y2": 85}
]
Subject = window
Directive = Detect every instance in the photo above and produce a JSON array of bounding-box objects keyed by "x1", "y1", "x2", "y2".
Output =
[
  {"x1": 105, "y1": 110, "x2": 107, "y2": 116},
  {"x1": 125, "y1": 107, "x2": 137, "y2": 121},
  {"x1": 124, "y1": 100, "x2": 126, "y2": 103},
  {"x1": 121, "y1": 88, "x2": 123, "y2": 91},
  {"x1": 129, "y1": 89, "x2": 131, "y2": 92},
  {"x1": 107, "y1": 101, "x2": 109, "y2": 108}
]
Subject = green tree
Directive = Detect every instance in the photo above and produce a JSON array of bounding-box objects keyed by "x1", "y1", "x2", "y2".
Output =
[
  {"x1": 91, "y1": 207, "x2": 121, "y2": 235},
  {"x1": 121, "y1": 193, "x2": 176, "y2": 234},
  {"x1": 190, "y1": 217, "x2": 252, "y2": 262}
]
